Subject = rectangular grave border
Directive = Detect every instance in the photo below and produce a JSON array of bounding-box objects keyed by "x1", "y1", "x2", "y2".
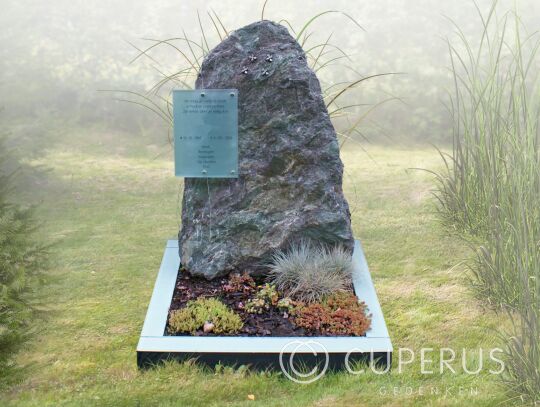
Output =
[{"x1": 137, "y1": 240, "x2": 393, "y2": 371}]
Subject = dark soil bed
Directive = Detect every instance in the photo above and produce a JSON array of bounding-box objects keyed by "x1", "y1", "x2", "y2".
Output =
[{"x1": 166, "y1": 268, "x2": 361, "y2": 337}]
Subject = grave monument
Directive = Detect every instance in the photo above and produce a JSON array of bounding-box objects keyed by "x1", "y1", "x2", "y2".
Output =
[{"x1": 176, "y1": 20, "x2": 354, "y2": 279}]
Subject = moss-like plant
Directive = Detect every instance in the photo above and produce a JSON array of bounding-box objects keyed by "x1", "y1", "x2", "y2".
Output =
[
  {"x1": 268, "y1": 241, "x2": 353, "y2": 303},
  {"x1": 293, "y1": 291, "x2": 371, "y2": 336},
  {"x1": 168, "y1": 298, "x2": 243, "y2": 335}
]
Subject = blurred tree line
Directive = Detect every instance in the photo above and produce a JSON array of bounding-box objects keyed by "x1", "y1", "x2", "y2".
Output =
[{"x1": 1, "y1": 0, "x2": 539, "y2": 148}]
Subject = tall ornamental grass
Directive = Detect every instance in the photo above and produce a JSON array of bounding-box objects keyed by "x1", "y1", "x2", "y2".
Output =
[
  {"x1": 110, "y1": 1, "x2": 398, "y2": 149},
  {"x1": 434, "y1": 2, "x2": 540, "y2": 403}
]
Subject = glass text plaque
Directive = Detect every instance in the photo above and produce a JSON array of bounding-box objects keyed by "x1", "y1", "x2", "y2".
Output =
[{"x1": 173, "y1": 89, "x2": 238, "y2": 178}]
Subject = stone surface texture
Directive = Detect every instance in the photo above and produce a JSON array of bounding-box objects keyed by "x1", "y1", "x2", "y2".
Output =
[{"x1": 179, "y1": 20, "x2": 354, "y2": 279}]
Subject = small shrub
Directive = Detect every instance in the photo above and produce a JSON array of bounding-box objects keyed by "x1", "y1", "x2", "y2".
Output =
[
  {"x1": 269, "y1": 241, "x2": 353, "y2": 303},
  {"x1": 168, "y1": 298, "x2": 243, "y2": 335},
  {"x1": 0, "y1": 134, "x2": 48, "y2": 376},
  {"x1": 293, "y1": 292, "x2": 371, "y2": 336}
]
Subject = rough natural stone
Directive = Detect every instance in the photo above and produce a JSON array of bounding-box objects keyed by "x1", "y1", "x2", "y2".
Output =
[{"x1": 179, "y1": 20, "x2": 354, "y2": 279}]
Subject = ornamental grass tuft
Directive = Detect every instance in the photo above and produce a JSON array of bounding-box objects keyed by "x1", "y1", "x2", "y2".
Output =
[{"x1": 268, "y1": 241, "x2": 353, "y2": 303}]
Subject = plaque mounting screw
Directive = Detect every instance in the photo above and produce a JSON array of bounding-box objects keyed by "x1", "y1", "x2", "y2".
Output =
[
  {"x1": 230, "y1": 92, "x2": 235, "y2": 97},
  {"x1": 202, "y1": 169, "x2": 208, "y2": 175},
  {"x1": 230, "y1": 170, "x2": 236, "y2": 174},
  {"x1": 241, "y1": 66, "x2": 249, "y2": 74},
  {"x1": 200, "y1": 92, "x2": 206, "y2": 97},
  {"x1": 265, "y1": 54, "x2": 273, "y2": 62}
]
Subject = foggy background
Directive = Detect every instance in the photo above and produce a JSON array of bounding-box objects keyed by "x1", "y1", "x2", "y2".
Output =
[{"x1": 2, "y1": 0, "x2": 539, "y2": 154}]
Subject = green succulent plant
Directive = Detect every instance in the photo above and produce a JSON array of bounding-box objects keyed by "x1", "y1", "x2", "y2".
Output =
[
  {"x1": 245, "y1": 283, "x2": 279, "y2": 314},
  {"x1": 168, "y1": 297, "x2": 243, "y2": 334}
]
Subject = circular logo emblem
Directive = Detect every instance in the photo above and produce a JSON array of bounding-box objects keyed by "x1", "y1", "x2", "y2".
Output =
[{"x1": 279, "y1": 340, "x2": 329, "y2": 384}]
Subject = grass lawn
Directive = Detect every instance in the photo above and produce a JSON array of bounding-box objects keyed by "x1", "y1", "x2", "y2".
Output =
[{"x1": 2, "y1": 127, "x2": 508, "y2": 406}]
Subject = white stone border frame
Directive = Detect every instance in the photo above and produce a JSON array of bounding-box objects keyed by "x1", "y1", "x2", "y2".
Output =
[{"x1": 137, "y1": 240, "x2": 392, "y2": 368}]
